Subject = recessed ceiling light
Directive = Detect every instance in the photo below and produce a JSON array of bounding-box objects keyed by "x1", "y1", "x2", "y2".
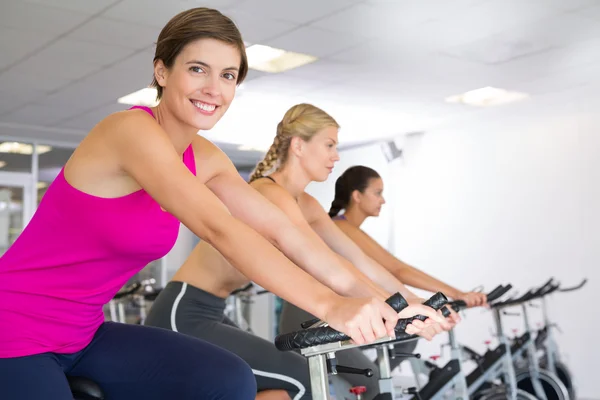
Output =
[
  {"x1": 246, "y1": 44, "x2": 317, "y2": 73},
  {"x1": 0, "y1": 161, "x2": 6, "y2": 168},
  {"x1": 445, "y1": 86, "x2": 529, "y2": 107},
  {"x1": 0, "y1": 142, "x2": 52, "y2": 155},
  {"x1": 117, "y1": 87, "x2": 159, "y2": 107}
]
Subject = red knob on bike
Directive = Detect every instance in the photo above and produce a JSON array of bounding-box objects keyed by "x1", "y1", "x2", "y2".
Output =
[
  {"x1": 350, "y1": 386, "x2": 367, "y2": 394},
  {"x1": 484, "y1": 340, "x2": 491, "y2": 346},
  {"x1": 512, "y1": 329, "x2": 518, "y2": 334},
  {"x1": 430, "y1": 355, "x2": 441, "y2": 361}
]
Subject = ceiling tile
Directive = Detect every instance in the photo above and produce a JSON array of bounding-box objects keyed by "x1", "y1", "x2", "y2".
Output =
[
  {"x1": 0, "y1": 27, "x2": 53, "y2": 70},
  {"x1": 231, "y1": 0, "x2": 361, "y2": 24},
  {"x1": 571, "y1": 2, "x2": 600, "y2": 20},
  {"x1": 530, "y1": 0, "x2": 600, "y2": 13},
  {"x1": 55, "y1": 103, "x2": 130, "y2": 130},
  {"x1": 442, "y1": 12, "x2": 600, "y2": 66},
  {"x1": 37, "y1": 38, "x2": 137, "y2": 67},
  {"x1": 418, "y1": 0, "x2": 563, "y2": 49},
  {"x1": 21, "y1": 0, "x2": 117, "y2": 15},
  {"x1": 0, "y1": 69, "x2": 73, "y2": 94},
  {"x1": 36, "y1": 82, "x2": 122, "y2": 110},
  {"x1": 0, "y1": 90, "x2": 45, "y2": 116},
  {"x1": 13, "y1": 57, "x2": 101, "y2": 82},
  {"x1": 7, "y1": 36, "x2": 134, "y2": 82},
  {"x1": 264, "y1": 26, "x2": 367, "y2": 58},
  {"x1": 308, "y1": 3, "x2": 390, "y2": 39},
  {"x1": 101, "y1": 0, "x2": 243, "y2": 28},
  {"x1": 66, "y1": 17, "x2": 160, "y2": 50},
  {"x1": 0, "y1": 1, "x2": 90, "y2": 34},
  {"x1": 108, "y1": 49, "x2": 155, "y2": 74},
  {"x1": 1, "y1": 103, "x2": 82, "y2": 126},
  {"x1": 223, "y1": 9, "x2": 298, "y2": 43}
]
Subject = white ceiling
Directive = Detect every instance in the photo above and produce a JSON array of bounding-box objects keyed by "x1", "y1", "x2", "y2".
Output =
[{"x1": 0, "y1": 0, "x2": 599, "y2": 166}]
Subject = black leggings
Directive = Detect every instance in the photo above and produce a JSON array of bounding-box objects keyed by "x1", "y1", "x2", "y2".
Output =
[
  {"x1": 0, "y1": 322, "x2": 256, "y2": 400},
  {"x1": 145, "y1": 281, "x2": 311, "y2": 399}
]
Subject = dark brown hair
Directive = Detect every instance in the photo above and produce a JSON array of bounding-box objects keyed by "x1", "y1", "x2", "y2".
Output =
[
  {"x1": 329, "y1": 166, "x2": 381, "y2": 217},
  {"x1": 150, "y1": 7, "x2": 248, "y2": 100}
]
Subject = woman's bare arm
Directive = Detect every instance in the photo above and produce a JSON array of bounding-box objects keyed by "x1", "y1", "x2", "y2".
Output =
[
  {"x1": 103, "y1": 112, "x2": 406, "y2": 343},
  {"x1": 334, "y1": 219, "x2": 486, "y2": 306}
]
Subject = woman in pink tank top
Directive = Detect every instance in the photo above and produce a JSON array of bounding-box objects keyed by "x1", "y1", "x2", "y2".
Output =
[{"x1": 0, "y1": 7, "x2": 432, "y2": 400}]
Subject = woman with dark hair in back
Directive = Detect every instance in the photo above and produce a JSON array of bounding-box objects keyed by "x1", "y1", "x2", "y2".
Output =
[{"x1": 329, "y1": 166, "x2": 487, "y2": 308}]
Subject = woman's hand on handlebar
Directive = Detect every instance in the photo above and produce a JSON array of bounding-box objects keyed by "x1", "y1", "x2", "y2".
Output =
[
  {"x1": 446, "y1": 306, "x2": 461, "y2": 326},
  {"x1": 406, "y1": 319, "x2": 441, "y2": 341},
  {"x1": 323, "y1": 297, "x2": 399, "y2": 346},
  {"x1": 398, "y1": 302, "x2": 452, "y2": 340},
  {"x1": 456, "y1": 291, "x2": 487, "y2": 308}
]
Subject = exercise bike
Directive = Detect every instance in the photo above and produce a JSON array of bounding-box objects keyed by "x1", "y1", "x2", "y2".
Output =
[
  {"x1": 407, "y1": 283, "x2": 534, "y2": 400},
  {"x1": 514, "y1": 278, "x2": 586, "y2": 400},
  {"x1": 275, "y1": 291, "x2": 451, "y2": 400},
  {"x1": 465, "y1": 279, "x2": 570, "y2": 400}
]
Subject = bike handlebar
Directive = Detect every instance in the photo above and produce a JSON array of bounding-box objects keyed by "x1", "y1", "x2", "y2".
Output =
[
  {"x1": 559, "y1": 278, "x2": 587, "y2": 293},
  {"x1": 275, "y1": 292, "x2": 448, "y2": 351},
  {"x1": 449, "y1": 284, "x2": 513, "y2": 312}
]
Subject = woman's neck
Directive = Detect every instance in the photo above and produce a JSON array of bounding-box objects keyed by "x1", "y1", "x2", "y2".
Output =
[
  {"x1": 270, "y1": 163, "x2": 311, "y2": 200},
  {"x1": 152, "y1": 104, "x2": 198, "y2": 156},
  {"x1": 341, "y1": 205, "x2": 368, "y2": 228}
]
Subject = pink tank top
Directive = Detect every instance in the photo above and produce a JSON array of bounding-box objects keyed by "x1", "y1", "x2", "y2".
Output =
[{"x1": 0, "y1": 106, "x2": 196, "y2": 358}]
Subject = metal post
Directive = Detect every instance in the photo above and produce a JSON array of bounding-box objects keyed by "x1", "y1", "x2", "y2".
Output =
[
  {"x1": 542, "y1": 297, "x2": 558, "y2": 375},
  {"x1": 449, "y1": 329, "x2": 469, "y2": 399},
  {"x1": 523, "y1": 305, "x2": 548, "y2": 400},
  {"x1": 377, "y1": 345, "x2": 395, "y2": 395},
  {"x1": 308, "y1": 354, "x2": 331, "y2": 400},
  {"x1": 494, "y1": 309, "x2": 518, "y2": 400}
]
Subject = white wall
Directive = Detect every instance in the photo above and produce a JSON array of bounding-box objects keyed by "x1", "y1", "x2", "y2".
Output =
[
  {"x1": 308, "y1": 112, "x2": 597, "y2": 397},
  {"x1": 388, "y1": 114, "x2": 597, "y2": 398}
]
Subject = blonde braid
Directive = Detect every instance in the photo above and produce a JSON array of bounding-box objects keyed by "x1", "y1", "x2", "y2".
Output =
[{"x1": 249, "y1": 133, "x2": 281, "y2": 183}]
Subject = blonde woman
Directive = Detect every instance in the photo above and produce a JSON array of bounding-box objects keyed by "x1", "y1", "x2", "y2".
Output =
[{"x1": 250, "y1": 104, "x2": 451, "y2": 398}]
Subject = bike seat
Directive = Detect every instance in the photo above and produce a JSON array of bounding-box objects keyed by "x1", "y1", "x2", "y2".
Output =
[{"x1": 68, "y1": 376, "x2": 105, "y2": 400}]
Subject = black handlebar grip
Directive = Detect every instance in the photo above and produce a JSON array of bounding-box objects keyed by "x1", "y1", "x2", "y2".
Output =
[
  {"x1": 427, "y1": 292, "x2": 449, "y2": 310},
  {"x1": 449, "y1": 300, "x2": 467, "y2": 312},
  {"x1": 559, "y1": 278, "x2": 587, "y2": 293},
  {"x1": 485, "y1": 285, "x2": 505, "y2": 302},
  {"x1": 395, "y1": 292, "x2": 448, "y2": 331},
  {"x1": 386, "y1": 292, "x2": 409, "y2": 313},
  {"x1": 300, "y1": 318, "x2": 320, "y2": 329},
  {"x1": 275, "y1": 326, "x2": 349, "y2": 351},
  {"x1": 489, "y1": 284, "x2": 513, "y2": 302},
  {"x1": 441, "y1": 306, "x2": 452, "y2": 318}
]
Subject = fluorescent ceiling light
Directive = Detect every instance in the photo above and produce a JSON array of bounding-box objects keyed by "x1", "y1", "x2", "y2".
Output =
[
  {"x1": 445, "y1": 86, "x2": 529, "y2": 107},
  {"x1": 117, "y1": 87, "x2": 159, "y2": 107},
  {"x1": 0, "y1": 142, "x2": 52, "y2": 155},
  {"x1": 237, "y1": 144, "x2": 270, "y2": 152},
  {"x1": 0, "y1": 161, "x2": 6, "y2": 168},
  {"x1": 246, "y1": 44, "x2": 317, "y2": 73}
]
